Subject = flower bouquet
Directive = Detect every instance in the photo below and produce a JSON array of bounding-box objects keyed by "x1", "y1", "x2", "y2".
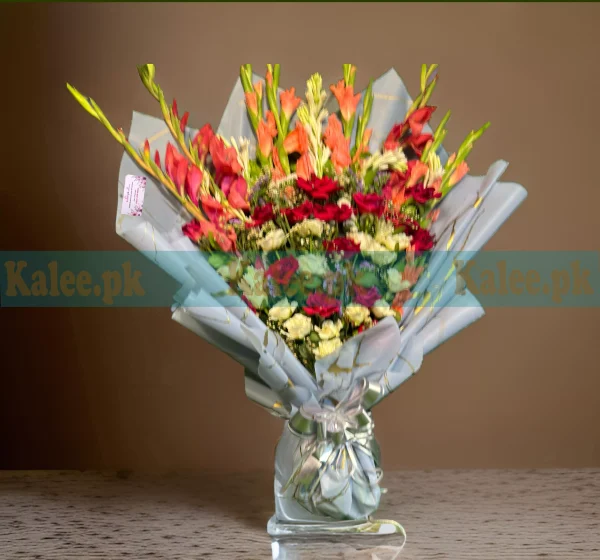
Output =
[{"x1": 68, "y1": 63, "x2": 526, "y2": 537}]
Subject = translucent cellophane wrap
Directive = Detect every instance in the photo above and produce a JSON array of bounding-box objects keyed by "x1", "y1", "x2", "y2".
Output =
[{"x1": 115, "y1": 69, "x2": 527, "y2": 523}]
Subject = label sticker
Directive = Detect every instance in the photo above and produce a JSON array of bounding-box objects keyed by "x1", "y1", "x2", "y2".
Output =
[{"x1": 121, "y1": 175, "x2": 147, "y2": 216}]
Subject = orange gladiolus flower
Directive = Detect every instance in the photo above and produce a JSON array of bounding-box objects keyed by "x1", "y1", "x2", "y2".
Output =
[
  {"x1": 330, "y1": 80, "x2": 361, "y2": 122},
  {"x1": 283, "y1": 123, "x2": 308, "y2": 154},
  {"x1": 402, "y1": 264, "x2": 424, "y2": 287},
  {"x1": 407, "y1": 161, "x2": 429, "y2": 188},
  {"x1": 296, "y1": 153, "x2": 313, "y2": 180},
  {"x1": 257, "y1": 111, "x2": 277, "y2": 158},
  {"x1": 244, "y1": 91, "x2": 258, "y2": 115},
  {"x1": 324, "y1": 114, "x2": 351, "y2": 173},
  {"x1": 272, "y1": 148, "x2": 286, "y2": 181},
  {"x1": 449, "y1": 161, "x2": 469, "y2": 187},
  {"x1": 280, "y1": 87, "x2": 301, "y2": 119},
  {"x1": 353, "y1": 128, "x2": 372, "y2": 164}
]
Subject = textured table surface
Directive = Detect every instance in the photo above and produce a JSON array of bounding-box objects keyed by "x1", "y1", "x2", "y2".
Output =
[{"x1": 0, "y1": 469, "x2": 599, "y2": 559}]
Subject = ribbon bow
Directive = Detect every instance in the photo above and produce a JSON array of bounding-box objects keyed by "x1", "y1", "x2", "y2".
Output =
[{"x1": 280, "y1": 379, "x2": 384, "y2": 520}]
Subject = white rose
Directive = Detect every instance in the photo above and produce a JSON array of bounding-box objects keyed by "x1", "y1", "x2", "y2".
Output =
[
  {"x1": 257, "y1": 228, "x2": 287, "y2": 251},
  {"x1": 371, "y1": 299, "x2": 396, "y2": 319},
  {"x1": 297, "y1": 254, "x2": 329, "y2": 276},
  {"x1": 268, "y1": 298, "x2": 298, "y2": 322},
  {"x1": 345, "y1": 304, "x2": 370, "y2": 326},
  {"x1": 282, "y1": 313, "x2": 313, "y2": 340},
  {"x1": 386, "y1": 268, "x2": 412, "y2": 293},
  {"x1": 315, "y1": 319, "x2": 343, "y2": 340},
  {"x1": 347, "y1": 232, "x2": 396, "y2": 266},
  {"x1": 291, "y1": 219, "x2": 324, "y2": 238},
  {"x1": 337, "y1": 197, "x2": 352, "y2": 208},
  {"x1": 313, "y1": 337, "x2": 343, "y2": 360}
]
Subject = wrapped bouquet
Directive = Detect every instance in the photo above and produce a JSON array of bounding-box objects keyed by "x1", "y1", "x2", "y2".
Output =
[{"x1": 68, "y1": 63, "x2": 526, "y2": 537}]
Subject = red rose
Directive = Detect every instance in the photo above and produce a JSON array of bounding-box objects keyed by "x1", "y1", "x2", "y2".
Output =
[
  {"x1": 410, "y1": 227, "x2": 434, "y2": 253},
  {"x1": 283, "y1": 201, "x2": 313, "y2": 224},
  {"x1": 335, "y1": 203, "x2": 353, "y2": 222},
  {"x1": 323, "y1": 237, "x2": 361, "y2": 258},
  {"x1": 353, "y1": 193, "x2": 385, "y2": 216},
  {"x1": 313, "y1": 204, "x2": 338, "y2": 221},
  {"x1": 406, "y1": 183, "x2": 442, "y2": 204},
  {"x1": 303, "y1": 292, "x2": 341, "y2": 318},
  {"x1": 353, "y1": 285, "x2": 380, "y2": 308},
  {"x1": 266, "y1": 256, "x2": 299, "y2": 285},
  {"x1": 297, "y1": 175, "x2": 340, "y2": 200},
  {"x1": 247, "y1": 203, "x2": 275, "y2": 227}
]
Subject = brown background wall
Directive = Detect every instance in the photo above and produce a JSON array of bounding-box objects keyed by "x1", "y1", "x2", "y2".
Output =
[{"x1": 1, "y1": 3, "x2": 599, "y2": 471}]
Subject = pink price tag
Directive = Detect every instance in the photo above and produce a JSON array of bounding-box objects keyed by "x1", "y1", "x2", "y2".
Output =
[{"x1": 121, "y1": 175, "x2": 147, "y2": 216}]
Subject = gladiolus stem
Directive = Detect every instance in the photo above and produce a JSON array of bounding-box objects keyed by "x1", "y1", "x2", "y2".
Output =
[{"x1": 67, "y1": 82, "x2": 207, "y2": 223}]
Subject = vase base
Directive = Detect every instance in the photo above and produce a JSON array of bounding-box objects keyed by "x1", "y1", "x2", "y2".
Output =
[{"x1": 267, "y1": 515, "x2": 406, "y2": 539}]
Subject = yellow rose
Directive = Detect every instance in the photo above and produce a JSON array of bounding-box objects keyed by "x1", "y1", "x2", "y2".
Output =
[
  {"x1": 345, "y1": 304, "x2": 370, "y2": 326},
  {"x1": 315, "y1": 319, "x2": 343, "y2": 340},
  {"x1": 268, "y1": 298, "x2": 298, "y2": 322},
  {"x1": 282, "y1": 313, "x2": 313, "y2": 340},
  {"x1": 371, "y1": 299, "x2": 396, "y2": 319},
  {"x1": 313, "y1": 337, "x2": 343, "y2": 360},
  {"x1": 257, "y1": 229, "x2": 287, "y2": 251}
]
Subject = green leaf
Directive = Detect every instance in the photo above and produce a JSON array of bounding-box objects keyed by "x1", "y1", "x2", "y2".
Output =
[
  {"x1": 303, "y1": 275, "x2": 322, "y2": 290},
  {"x1": 208, "y1": 252, "x2": 232, "y2": 270},
  {"x1": 355, "y1": 270, "x2": 379, "y2": 288}
]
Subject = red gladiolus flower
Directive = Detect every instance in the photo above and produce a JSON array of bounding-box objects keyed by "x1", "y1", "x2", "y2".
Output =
[
  {"x1": 283, "y1": 201, "x2": 314, "y2": 224},
  {"x1": 407, "y1": 106, "x2": 436, "y2": 137},
  {"x1": 182, "y1": 220, "x2": 236, "y2": 252},
  {"x1": 227, "y1": 176, "x2": 250, "y2": 210},
  {"x1": 354, "y1": 285, "x2": 380, "y2": 308},
  {"x1": 323, "y1": 237, "x2": 361, "y2": 257},
  {"x1": 304, "y1": 292, "x2": 341, "y2": 319},
  {"x1": 297, "y1": 175, "x2": 339, "y2": 200},
  {"x1": 192, "y1": 124, "x2": 214, "y2": 163},
  {"x1": 353, "y1": 193, "x2": 385, "y2": 216},
  {"x1": 312, "y1": 204, "x2": 338, "y2": 221},
  {"x1": 165, "y1": 143, "x2": 186, "y2": 185},
  {"x1": 185, "y1": 164, "x2": 202, "y2": 206},
  {"x1": 406, "y1": 183, "x2": 442, "y2": 204},
  {"x1": 180, "y1": 111, "x2": 190, "y2": 132},
  {"x1": 248, "y1": 203, "x2": 275, "y2": 227},
  {"x1": 384, "y1": 123, "x2": 404, "y2": 151},
  {"x1": 182, "y1": 220, "x2": 203, "y2": 242},
  {"x1": 405, "y1": 133, "x2": 432, "y2": 157},
  {"x1": 266, "y1": 256, "x2": 299, "y2": 286},
  {"x1": 201, "y1": 195, "x2": 233, "y2": 226},
  {"x1": 209, "y1": 135, "x2": 242, "y2": 183}
]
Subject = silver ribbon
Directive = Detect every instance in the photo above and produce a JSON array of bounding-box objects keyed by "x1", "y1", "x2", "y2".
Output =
[{"x1": 280, "y1": 379, "x2": 384, "y2": 520}]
